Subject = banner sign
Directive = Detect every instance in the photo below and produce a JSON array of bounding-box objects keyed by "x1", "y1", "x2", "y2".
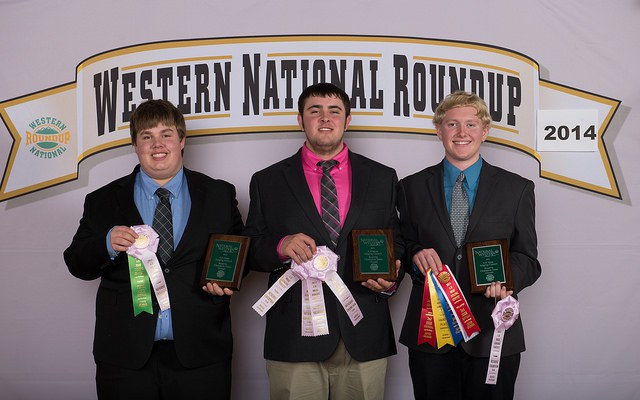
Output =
[{"x1": 0, "y1": 35, "x2": 621, "y2": 201}]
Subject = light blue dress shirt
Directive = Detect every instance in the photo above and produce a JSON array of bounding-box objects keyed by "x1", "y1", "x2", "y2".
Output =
[{"x1": 107, "y1": 166, "x2": 191, "y2": 341}]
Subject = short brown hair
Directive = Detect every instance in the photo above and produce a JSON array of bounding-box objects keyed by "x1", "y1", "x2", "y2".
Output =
[
  {"x1": 129, "y1": 99, "x2": 186, "y2": 145},
  {"x1": 432, "y1": 91, "x2": 491, "y2": 128},
  {"x1": 298, "y1": 82, "x2": 351, "y2": 117}
]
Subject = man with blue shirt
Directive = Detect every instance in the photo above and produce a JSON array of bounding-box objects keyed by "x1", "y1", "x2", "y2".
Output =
[
  {"x1": 64, "y1": 99, "x2": 243, "y2": 399},
  {"x1": 397, "y1": 91, "x2": 541, "y2": 400}
]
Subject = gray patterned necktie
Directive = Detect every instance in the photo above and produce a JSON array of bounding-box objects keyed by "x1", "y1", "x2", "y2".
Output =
[
  {"x1": 153, "y1": 188, "x2": 174, "y2": 264},
  {"x1": 318, "y1": 160, "x2": 340, "y2": 249},
  {"x1": 450, "y1": 171, "x2": 469, "y2": 247}
]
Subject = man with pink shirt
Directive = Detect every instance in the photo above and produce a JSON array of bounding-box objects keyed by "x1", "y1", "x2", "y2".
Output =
[{"x1": 244, "y1": 83, "x2": 404, "y2": 400}]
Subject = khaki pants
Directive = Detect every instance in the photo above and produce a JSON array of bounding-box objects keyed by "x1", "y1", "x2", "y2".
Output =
[{"x1": 266, "y1": 339, "x2": 388, "y2": 400}]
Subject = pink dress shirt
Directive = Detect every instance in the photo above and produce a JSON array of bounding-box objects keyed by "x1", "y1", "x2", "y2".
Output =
[{"x1": 277, "y1": 142, "x2": 352, "y2": 258}]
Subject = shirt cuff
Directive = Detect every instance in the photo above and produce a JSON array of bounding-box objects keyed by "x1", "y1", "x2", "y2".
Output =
[
  {"x1": 276, "y1": 236, "x2": 290, "y2": 261},
  {"x1": 106, "y1": 227, "x2": 119, "y2": 260},
  {"x1": 380, "y1": 282, "x2": 398, "y2": 296}
]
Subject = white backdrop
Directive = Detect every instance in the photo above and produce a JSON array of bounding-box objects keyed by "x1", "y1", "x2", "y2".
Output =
[{"x1": 1, "y1": 1, "x2": 639, "y2": 399}]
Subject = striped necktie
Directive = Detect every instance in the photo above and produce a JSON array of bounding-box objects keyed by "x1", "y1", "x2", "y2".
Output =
[
  {"x1": 153, "y1": 188, "x2": 174, "y2": 264},
  {"x1": 318, "y1": 160, "x2": 340, "y2": 249}
]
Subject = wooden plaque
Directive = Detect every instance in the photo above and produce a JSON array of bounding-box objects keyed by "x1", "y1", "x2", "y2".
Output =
[
  {"x1": 465, "y1": 239, "x2": 513, "y2": 293},
  {"x1": 200, "y1": 234, "x2": 250, "y2": 291},
  {"x1": 352, "y1": 228, "x2": 396, "y2": 282}
]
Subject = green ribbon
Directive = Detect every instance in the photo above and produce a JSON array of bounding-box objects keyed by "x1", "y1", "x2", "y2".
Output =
[{"x1": 127, "y1": 255, "x2": 153, "y2": 316}]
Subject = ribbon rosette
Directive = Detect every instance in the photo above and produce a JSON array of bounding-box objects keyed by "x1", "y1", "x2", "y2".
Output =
[
  {"x1": 126, "y1": 225, "x2": 171, "y2": 312},
  {"x1": 485, "y1": 295, "x2": 520, "y2": 385},
  {"x1": 252, "y1": 246, "x2": 363, "y2": 337}
]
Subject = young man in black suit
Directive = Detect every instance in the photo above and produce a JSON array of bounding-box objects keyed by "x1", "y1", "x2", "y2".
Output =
[
  {"x1": 64, "y1": 99, "x2": 243, "y2": 399},
  {"x1": 244, "y1": 83, "x2": 404, "y2": 400},
  {"x1": 397, "y1": 91, "x2": 542, "y2": 399}
]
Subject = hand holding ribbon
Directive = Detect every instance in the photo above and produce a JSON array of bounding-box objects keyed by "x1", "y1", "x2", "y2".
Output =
[
  {"x1": 412, "y1": 248, "x2": 443, "y2": 277},
  {"x1": 110, "y1": 225, "x2": 139, "y2": 253},
  {"x1": 485, "y1": 295, "x2": 520, "y2": 385},
  {"x1": 252, "y1": 246, "x2": 363, "y2": 337},
  {"x1": 126, "y1": 225, "x2": 171, "y2": 312}
]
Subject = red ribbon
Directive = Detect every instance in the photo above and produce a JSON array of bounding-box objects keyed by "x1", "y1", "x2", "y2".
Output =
[
  {"x1": 417, "y1": 272, "x2": 436, "y2": 346},
  {"x1": 433, "y1": 265, "x2": 480, "y2": 341}
]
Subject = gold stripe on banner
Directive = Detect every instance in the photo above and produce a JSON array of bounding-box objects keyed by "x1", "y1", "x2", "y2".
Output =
[
  {"x1": 122, "y1": 55, "x2": 233, "y2": 71},
  {"x1": 413, "y1": 56, "x2": 520, "y2": 76}
]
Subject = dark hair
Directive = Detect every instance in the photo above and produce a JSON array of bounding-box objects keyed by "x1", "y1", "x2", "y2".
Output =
[
  {"x1": 129, "y1": 99, "x2": 186, "y2": 144},
  {"x1": 297, "y1": 83, "x2": 351, "y2": 116}
]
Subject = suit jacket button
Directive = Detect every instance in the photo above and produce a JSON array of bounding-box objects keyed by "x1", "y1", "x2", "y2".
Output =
[
  {"x1": 456, "y1": 254, "x2": 462, "y2": 261},
  {"x1": 164, "y1": 268, "x2": 170, "y2": 273}
]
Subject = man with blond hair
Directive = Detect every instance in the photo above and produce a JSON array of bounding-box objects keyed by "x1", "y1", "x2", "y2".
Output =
[{"x1": 397, "y1": 91, "x2": 541, "y2": 399}]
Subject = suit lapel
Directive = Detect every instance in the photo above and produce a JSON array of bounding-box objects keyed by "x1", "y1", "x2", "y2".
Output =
[
  {"x1": 340, "y1": 152, "x2": 368, "y2": 247},
  {"x1": 173, "y1": 168, "x2": 200, "y2": 256},
  {"x1": 283, "y1": 152, "x2": 333, "y2": 246},
  {"x1": 467, "y1": 162, "x2": 497, "y2": 238},
  {"x1": 424, "y1": 163, "x2": 458, "y2": 248},
  {"x1": 116, "y1": 166, "x2": 144, "y2": 225}
]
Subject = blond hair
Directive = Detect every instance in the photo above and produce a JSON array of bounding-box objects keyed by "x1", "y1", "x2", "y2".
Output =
[{"x1": 432, "y1": 91, "x2": 491, "y2": 128}]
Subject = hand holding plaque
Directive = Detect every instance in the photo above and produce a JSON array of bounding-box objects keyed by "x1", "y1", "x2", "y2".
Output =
[
  {"x1": 200, "y1": 234, "x2": 250, "y2": 291},
  {"x1": 352, "y1": 229, "x2": 397, "y2": 282},
  {"x1": 465, "y1": 239, "x2": 513, "y2": 294}
]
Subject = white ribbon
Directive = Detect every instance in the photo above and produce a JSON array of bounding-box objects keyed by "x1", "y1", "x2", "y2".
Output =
[
  {"x1": 252, "y1": 246, "x2": 363, "y2": 337},
  {"x1": 485, "y1": 295, "x2": 519, "y2": 385}
]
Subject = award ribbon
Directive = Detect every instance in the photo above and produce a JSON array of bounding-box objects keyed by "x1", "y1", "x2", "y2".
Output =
[
  {"x1": 126, "y1": 225, "x2": 171, "y2": 312},
  {"x1": 417, "y1": 266, "x2": 436, "y2": 346},
  {"x1": 432, "y1": 272, "x2": 463, "y2": 346},
  {"x1": 301, "y1": 275, "x2": 329, "y2": 336},
  {"x1": 127, "y1": 255, "x2": 153, "y2": 316},
  {"x1": 428, "y1": 271, "x2": 454, "y2": 348},
  {"x1": 432, "y1": 265, "x2": 480, "y2": 342},
  {"x1": 252, "y1": 246, "x2": 363, "y2": 337},
  {"x1": 485, "y1": 296, "x2": 520, "y2": 385},
  {"x1": 417, "y1": 269, "x2": 464, "y2": 348}
]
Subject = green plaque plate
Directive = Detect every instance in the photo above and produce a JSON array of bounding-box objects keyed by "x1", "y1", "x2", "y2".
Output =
[
  {"x1": 352, "y1": 228, "x2": 396, "y2": 282},
  {"x1": 200, "y1": 234, "x2": 250, "y2": 290},
  {"x1": 465, "y1": 239, "x2": 513, "y2": 293}
]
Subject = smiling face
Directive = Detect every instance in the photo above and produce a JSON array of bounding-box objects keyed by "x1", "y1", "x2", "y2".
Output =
[
  {"x1": 298, "y1": 94, "x2": 351, "y2": 159},
  {"x1": 436, "y1": 105, "x2": 489, "y2": 170},
  {"x1": 133, "y1": 123, "x2": 185, "y2": 186}
]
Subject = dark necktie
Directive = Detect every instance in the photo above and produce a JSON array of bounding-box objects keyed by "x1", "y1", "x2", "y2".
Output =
[
  {"x1": 153, "y1": 188, "x2": 174, "y2": 264},
  {"x1": 318, "y1": 160, "x2": 340, "y2": 249},
  {"x1": 450, "y1": 171, "x2": 469, "y2": 247}
]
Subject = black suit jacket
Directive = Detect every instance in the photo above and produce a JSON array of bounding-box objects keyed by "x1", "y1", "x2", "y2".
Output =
[
  {"x1": 64, "y1": 165, "x2": 244, "y2": 369},
  {"x1": 244, "y1": 149, "x2": 404, "y2": 362},
  {"x1": 397, "y1": 160, "x2": 541, "y2": 357}
]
